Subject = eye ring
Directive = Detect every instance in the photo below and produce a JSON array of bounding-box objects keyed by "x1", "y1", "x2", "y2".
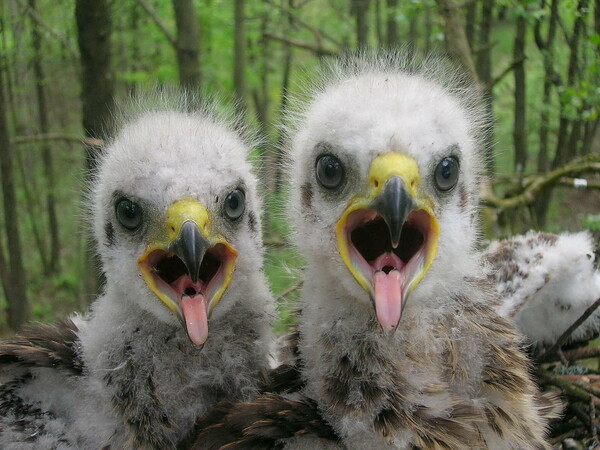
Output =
[
  {"x1": 434, "y1": 156, "x2": 460, "y2": 192},
  {"x1": 115, "y1": 198, "x2": 143, "y2": 231},
  {"x1": 315, "y1": 154, "x2": 344, "y2": 190},
  {"x1": 224, "y1": 189, "x2": 245, "y2": 220}
]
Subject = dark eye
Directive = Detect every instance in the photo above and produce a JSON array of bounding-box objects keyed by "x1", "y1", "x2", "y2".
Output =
[
  {"x1": 434, "y1": 157, "x2": 459, "y2": 191},
  {"x1": 225, "y1": 189, "x2": 245, "y2": 220},
  {"x1": 115, "y1": 198, "x2": 143, "y2": 230},
  {"x1": 316, "y1": 155, "x2": 344, "y2": 189}
]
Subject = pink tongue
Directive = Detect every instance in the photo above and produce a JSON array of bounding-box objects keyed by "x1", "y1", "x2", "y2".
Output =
[
  {"x1": 181, "y1": 294, "x2": 208, "y2": 346},
  {"x1": 373, "y1": 270, "x2": 403, "y2": 330}
]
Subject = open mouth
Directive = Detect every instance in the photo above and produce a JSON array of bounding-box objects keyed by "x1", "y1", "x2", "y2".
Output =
[
  {"x1": 340, "y1": 208, "x2": 437, "y2": 330},
  {"x1": 139, "y1": 243, "x2": 236, "y2": 345}
]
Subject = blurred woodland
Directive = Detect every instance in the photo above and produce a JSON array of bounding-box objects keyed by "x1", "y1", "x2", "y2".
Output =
[{"x1": 0, "y1": 0, "x2": 598, "y2": 352}]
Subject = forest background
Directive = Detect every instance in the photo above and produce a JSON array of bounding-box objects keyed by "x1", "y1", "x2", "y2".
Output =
[{"x1": 0, "y1": 0, "x2": 598, "y2": 339}]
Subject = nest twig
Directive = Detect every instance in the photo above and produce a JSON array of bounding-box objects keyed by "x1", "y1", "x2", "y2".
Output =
[{"x1": 534, "y1": 298, "x2": 600, "y2": 448}]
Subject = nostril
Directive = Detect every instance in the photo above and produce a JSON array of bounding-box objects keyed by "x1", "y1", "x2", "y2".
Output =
[
  {"x1": 374, "y1": 179, "x2": 379, "y2": 188},
  {"x1": 184, "y1": 287, "x2": 196, "y2": 296}
]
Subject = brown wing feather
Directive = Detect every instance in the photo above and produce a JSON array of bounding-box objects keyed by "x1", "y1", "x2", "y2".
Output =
[
  {"x1": 0, "y1": 318, "x2": 83, "y2": 375},
  {"x1": 191, "y1": 393, "x2": 339, "y2": 450}
]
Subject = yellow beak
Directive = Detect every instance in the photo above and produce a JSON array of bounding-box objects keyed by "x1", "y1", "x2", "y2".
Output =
[
  {"x1": 137, "y1": 199, "x2": 237, "y2": 345},
  {"x1": 335, "y1": 153, "x2": 439, "y2": 329}
]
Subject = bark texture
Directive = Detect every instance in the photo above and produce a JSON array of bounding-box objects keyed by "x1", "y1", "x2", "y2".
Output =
[
  {"x1": 0, "y1": 65, "x2": 29, "y2": 330},
  {"x1": 173, "y1": 0, "x2": 201, "y2": 90}
]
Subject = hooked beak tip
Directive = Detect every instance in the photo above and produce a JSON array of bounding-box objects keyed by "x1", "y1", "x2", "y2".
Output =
[
  {"x1": 168, "y1": 220, "x2": 210, "y2": 283},
  {"x1": 371, "y1": 176, "x2": 416, "y2": 247}
]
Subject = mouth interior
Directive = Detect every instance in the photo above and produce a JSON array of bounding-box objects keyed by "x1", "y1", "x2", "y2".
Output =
[
  {"x1": 350, "y1": 210, "x2": 428, "y2": 273},
  {"x1": 146, "y1": 244, "x2": 228, "y2": 302}
]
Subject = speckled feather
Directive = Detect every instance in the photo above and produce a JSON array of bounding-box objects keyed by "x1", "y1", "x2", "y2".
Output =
[{"x1": 486, "y1": 230, "x2": 600, "y2": 353}]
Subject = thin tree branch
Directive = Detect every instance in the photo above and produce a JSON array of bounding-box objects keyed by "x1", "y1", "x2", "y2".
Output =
[
  {"x1": 264, "y1": 0, "x2": 343, "y2": 47},
  {"x1": 276, "y1": 281, "x2": 304, "y2": 302},
  {"x1": 558, "y1": 177, "x2": 600, "y2": 190},
  {"x1": 481, "y1": 158, "x2": 600, "y2": 211},
  {"x1": 16, "y1": 0, "x2": 79, "y2": 58},
  {"x1": 549, "y1": 427, "x2": 587, "y2": 445},
  {"x1": 136, "y1": 0, "x2": 176, "y2": 48},
  {"x1": 263, "y1": 32, "x2": 339, "y2": 56},
  {"x1": 538, "y1": 368, "x2": 600, "y2": 408},
  {"x1": 544, "y1": 346, "x2": 600, "y2": 364},
  {"x1": 487, "y1": 56, "x2": 526, "y2": 90},
  {"x1": 538, "y1": 297, "x2": 600, "y2": 362},
  {"x1": 11, "y1": 133, "x2": 102, "y2": 147}
]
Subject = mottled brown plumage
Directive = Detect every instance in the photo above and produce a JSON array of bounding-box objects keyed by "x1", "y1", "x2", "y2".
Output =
[
  {"x1": 0, "y1": 319, "x2": 82, "y2": 375},
  {"x1": 193, "y1": 393, "x2": 338, "y2": 450}
]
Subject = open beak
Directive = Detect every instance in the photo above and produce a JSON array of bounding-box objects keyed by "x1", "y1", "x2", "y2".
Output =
[
  {"x1": 336, "y1": 153, "x2": 439, "y2": 331},
  {"x1": 137, "y1": 199, "x2": 237, "y2": 346}
]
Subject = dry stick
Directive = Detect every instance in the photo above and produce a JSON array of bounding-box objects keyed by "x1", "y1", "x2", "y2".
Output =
[
  {"x1": 562, "y1": 347, "x2": 600, "y2": 363},
  {"x1": 567, "y1": 403, "x2": 593, "y2": 430},
  {"x1": 17, "y1": 0, "x2": 79, "y2": 58},
  {"x1": 559, "y1": 177, "x2": 600, "y2": 190},
  {"x1": 11, "y1": 133, "x2": 96, "y2": 145},
  {"x1": 538, "y1": 369, "x2": 600, "y2": 408},
  {"x1": 538, "y1": 297, "x2": 600, "y2": 362},
  {"x1": 487, "y1": 56, "x2": 526, "y2": 90},
  {"x1": 592, "y1": 396, "x2": 598, "y2": 440},
  {"x1": 561, "y1": 375, "x2": 600, "y2": 383},
  {"x1": 136, "y1": 0, "x2": 176, "y2": 47},
  {"x1": 276, "y1": 281, "x2": 303, "y2": 302},
  {"x1": 264, "y1": 238, "x2": 289, "y2": 247},
  {"x1": 549, "y1": 427, "x2": 587, "y2": 445},
  {"x1": 263, "y1": 32, "x2": 339, "y2": 57},
  {"x1": 481, "y1": 159, "x2": 600, "y2": 211},
  {"x1": 263, "y1": 0, "x2": 343, "y2": 47},
  {"x1": 571, "y1": 377, "x2": 600, "y2": 398}
]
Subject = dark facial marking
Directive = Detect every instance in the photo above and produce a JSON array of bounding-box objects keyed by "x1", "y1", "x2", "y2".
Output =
[
  {"x1": 105, "y1": 221, "x2": 116, "y2": 247},
  {"x1": 301, "y1": 182, "x2": 313, "y2": 210},
  {"x1": 248, "y1": 211, "x2": 257, "y2": 233},
  {"x1": 458, "y1": 185, "x2": 468, "y2": 211}
]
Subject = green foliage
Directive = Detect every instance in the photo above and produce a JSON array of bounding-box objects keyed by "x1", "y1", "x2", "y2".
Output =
[{"x1": 583, "y1": 214, "x2": 600, "y2": 233}]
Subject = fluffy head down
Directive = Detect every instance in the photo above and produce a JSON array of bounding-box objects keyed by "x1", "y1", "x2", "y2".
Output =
[
  {"x1": 287, "y1": 53, "x2": 489, "y2": 312},
  {"x1": 89, "y1": 92, "x2": 264, "y2": 326}
]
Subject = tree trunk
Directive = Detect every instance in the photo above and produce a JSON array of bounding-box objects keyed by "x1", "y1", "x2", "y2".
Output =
[
  {"x1": 477, "y1": 0, "x2": 494, "y2": 174},
  {"x1": 75, "y1": 0, "x2": 114, "y2": 174},
  {"x1": 533, "y1": 0, "x2": 559, "y2": 226},
  {"x1": 476, "y1": 0, "x2": 492, "y2": 82},
  {"x1": 75, "y1": 0, "x2": 114, "y2": 297},
  {"x1": 465, "y1": 1, "x2": 477, "y2": 48},
  {"x1": 435, "y1": 0, "x2": 479, "y2": 83},
  {"x1": 375, "y1": 0, "x2": 383, "y2": 45},
  {"x1": 352, "y1": 0, "x2": 370, "y2": 49},
  {"x1": 407, "y1": 8, "x2": 417, "y2": 58},
  {"x1": 0, "y1": 65, "x2": 29, "y2": 330},
  {"x1": 386, "y1": 0, "x2": 398, "y2": 48},
  {"x1": 29, "y1": 0, "x2": 59, "y2": 275},
  {"x1": 272, "y1": 0, "x2": 295, "y2": 194},
  {"x1": 513, "y1": 12, "x2": 527, "y2": 176},
  {"x1": 173, "y1": 0, "x2": 201, "y2": 90},
  {"x1": 424, "y1": 2, "x2": 432, "y2": 54},
  {"x1": 233, "y1": 0, "x2": 246, "y2": 113},
  {"x1": 552, "y1": 0, "x2": 588, "y2": 168}
]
